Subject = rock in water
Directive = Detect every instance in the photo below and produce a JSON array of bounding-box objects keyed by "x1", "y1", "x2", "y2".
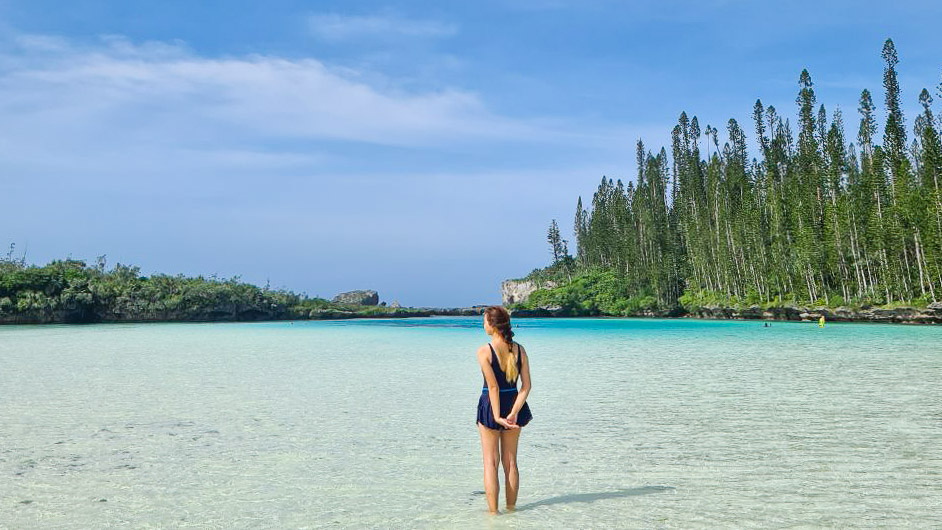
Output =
[{"x1": 332, "y1": 290, "x2": 379, "y2": 306}]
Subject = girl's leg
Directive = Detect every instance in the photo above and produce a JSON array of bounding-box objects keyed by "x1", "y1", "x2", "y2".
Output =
[
  {"x1": 477, "y1": 422, "x2": 501, "y2": 514},
  {"x1": 499, "y1": 427, "x2": 521, "y2": 510}
]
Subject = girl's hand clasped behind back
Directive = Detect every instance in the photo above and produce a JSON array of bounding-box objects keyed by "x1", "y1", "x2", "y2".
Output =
[{"x1": 494, "y1": 417, "x2": 519, "y2": 429}]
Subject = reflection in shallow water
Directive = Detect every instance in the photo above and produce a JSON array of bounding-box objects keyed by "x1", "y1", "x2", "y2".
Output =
[{"x1": 1, "y1": 317, "x2": 941, "y2": 527}]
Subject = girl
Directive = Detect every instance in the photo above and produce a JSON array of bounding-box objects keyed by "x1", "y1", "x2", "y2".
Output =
[{"x1": 476, "y1": 306, "x2": 533, "y2": 514}]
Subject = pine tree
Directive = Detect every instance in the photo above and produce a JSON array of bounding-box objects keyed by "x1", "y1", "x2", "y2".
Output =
[
  {"x1": 573, "y1": 196, "x2": 588, "y2": 267},
  {"x1": 547, "y1": 219, "x2": 564, "y2": 265},
  {"x1": 882, "y1": 39, "x2": 909, "y2": 184},
  {"x1": 916, "y1": 88, "x2": 942, "y2": 299},
  {"x1": 882, "y1": 38, "x2": 918, "y2": 299},
  {"x1": 795, "y1": 69, "x2": 825, "y2": 300}
]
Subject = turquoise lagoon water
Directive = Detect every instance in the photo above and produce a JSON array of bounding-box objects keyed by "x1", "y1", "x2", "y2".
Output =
[{"x1": 1, "y1": 317, "x2": 941, "y2": 528}]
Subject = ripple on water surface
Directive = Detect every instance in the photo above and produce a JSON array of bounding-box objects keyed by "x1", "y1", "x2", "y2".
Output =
[{"x1": 1, "y1": 317, "x2": 941, "y2": 527}]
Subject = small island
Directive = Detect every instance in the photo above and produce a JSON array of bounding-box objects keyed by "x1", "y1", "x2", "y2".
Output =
[{"x1": 0, "y1": 253, "x2": 483, "y2": 325}]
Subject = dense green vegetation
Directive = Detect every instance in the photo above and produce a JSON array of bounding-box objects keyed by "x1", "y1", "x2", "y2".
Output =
[
  {"x1": 0, "y1": 249, "x2": 426, "y2": 324},
  {"x1": 522, "y1": 39, "x2": 942, "y2": 316}
]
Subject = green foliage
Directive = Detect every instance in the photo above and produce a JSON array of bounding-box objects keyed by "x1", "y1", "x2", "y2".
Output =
[
  {"x1": 678, "y1": 288, "x2": 735, "y2": 311},
  {"x1": 521, "y1": 269, "x2": 660, "y2": 316},
  {"x1": 0, "y1": 255, "x2": 360, "y2": 323}
]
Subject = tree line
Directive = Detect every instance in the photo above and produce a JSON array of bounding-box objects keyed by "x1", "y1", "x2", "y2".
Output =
[
  {"x1": 0, "y1": 248, "x2": 420, "y2": 324},
  {"x1": 543, "y1": 39, "x2": 941, "y2": 311}
]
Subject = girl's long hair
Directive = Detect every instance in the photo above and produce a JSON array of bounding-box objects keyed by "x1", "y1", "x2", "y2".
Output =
[{"x1": 484, "y1": 306, "x2": 517, "y2": 383}]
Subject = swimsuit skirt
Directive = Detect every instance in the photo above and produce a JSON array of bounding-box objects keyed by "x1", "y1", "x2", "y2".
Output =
[{"x1": 476, "y1": 342, "x2": 533, "y2": 430}]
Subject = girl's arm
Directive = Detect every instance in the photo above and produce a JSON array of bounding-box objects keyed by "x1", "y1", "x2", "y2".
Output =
[
  {"x1": 478, "y1": 346, "x2": 517, "y2": 429},
  {"x1": 509, "y1": 344, "x2": 531, "y2": 418}
]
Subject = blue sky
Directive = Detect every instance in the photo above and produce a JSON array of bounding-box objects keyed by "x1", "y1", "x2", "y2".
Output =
[{"x1": 2, "y1": 1, "x2": 941, "y2": 306}]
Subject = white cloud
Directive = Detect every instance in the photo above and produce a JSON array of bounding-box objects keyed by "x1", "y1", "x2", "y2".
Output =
[
  {"x1": 307, "y1": 13, "x2": 458, "y2": 41},
  {"x1": 0, "y1": 31, "x2": 562, "y2": 186},
  {"x1": 0, "y1": 30, "x2": 655, "y2": 204}
]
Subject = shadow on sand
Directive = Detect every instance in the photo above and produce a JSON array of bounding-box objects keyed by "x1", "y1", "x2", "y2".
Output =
[{"x1": 512, "y1": 486, "x2": 675, "y2": 512}]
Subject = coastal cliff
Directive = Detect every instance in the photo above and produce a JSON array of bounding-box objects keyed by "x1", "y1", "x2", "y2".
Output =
[{"x1": 501, "y1": 278, "x2": 557, "y2": 305}]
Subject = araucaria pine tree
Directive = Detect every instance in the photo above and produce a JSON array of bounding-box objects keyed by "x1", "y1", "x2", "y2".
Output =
[{"x1": 556, "y1": 39, "x2": 942, "y2": 312}]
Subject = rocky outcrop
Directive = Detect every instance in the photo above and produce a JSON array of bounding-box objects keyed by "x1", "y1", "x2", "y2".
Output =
[
  {"x1": 690, "y1": 303, "x2": 942, "y2": 324},
  {"x1": 690, "y1": 305, "x2": 802, "y2": 320},
  {"x1": 501, "y1": 279, "x2": 558, "y2": 305},
  {"x1": 332, "y1": 290, "x2": 379, "y2": 306}
]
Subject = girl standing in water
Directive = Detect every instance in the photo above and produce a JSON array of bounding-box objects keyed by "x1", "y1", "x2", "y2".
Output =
[{"x1": 476, "y1": 306, "x2": 533, "y2": 514}]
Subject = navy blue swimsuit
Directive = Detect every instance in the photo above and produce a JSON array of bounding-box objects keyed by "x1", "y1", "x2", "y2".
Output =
[{"x1": 476, "y1": 342, "x2": 533, "y2": 430}]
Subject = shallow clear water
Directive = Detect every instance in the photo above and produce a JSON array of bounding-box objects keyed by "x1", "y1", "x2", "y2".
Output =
[{"x1": 2, "y1": 317, "x2": 941, "y2": 528}]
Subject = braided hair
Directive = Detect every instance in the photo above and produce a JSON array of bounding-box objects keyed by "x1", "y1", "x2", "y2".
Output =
[{"x1": 484, "y1": 305, "x2": 518, "y2": 383}]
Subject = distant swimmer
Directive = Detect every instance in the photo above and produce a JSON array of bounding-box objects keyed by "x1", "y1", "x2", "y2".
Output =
[{"x1": 818, "y1": 315, "x2": 826, "y2": 328}]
